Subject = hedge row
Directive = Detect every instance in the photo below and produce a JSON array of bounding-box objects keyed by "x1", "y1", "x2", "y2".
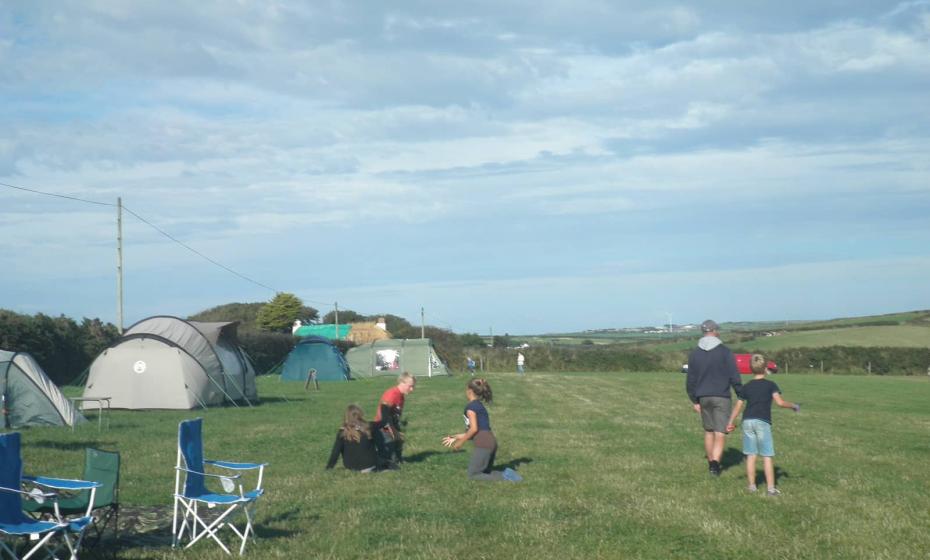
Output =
[{"x1": 452, "y1": 344, "x2": 930, "y2": 376}]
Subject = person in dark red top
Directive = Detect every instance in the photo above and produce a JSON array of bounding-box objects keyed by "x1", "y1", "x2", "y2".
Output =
[{"x1": 374, "y1": 371, "x2": 416, "y2": 468}]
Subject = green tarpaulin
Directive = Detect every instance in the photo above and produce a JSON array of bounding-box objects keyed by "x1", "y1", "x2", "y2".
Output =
[{"x1": 294, "y1": 324, "x2": 351, "y2": 340}]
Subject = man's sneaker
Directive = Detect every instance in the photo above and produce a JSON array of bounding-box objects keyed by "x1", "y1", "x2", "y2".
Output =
[
  {"x1": 766, "y1": 488, "x2": 781, "y2": 497},
  {"x1": 502, "y1": 468, "x2": 523, "y2": 482},
  {"x1": 747, "y1": 485, "x2": 758, "y2": 493},
  {"x1": 709, "y1": 461, "x2": 721, "y2": 477}
]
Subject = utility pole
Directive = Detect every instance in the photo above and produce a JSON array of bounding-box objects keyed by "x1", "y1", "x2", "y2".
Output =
[
  {"x1": 334, "y1": 302, "x2": 339, "y2": 340},
  {"x1": 421, "y1": 306, "x2": 425, "y2": 339},
  {"x1": 116, "y1": 197, "x2": 124, "y2": 334}
]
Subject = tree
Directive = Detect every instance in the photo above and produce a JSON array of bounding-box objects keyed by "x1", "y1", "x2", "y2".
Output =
[
  {"x1": 321, "y1": 309, "x2": 364, "y2": 324},
  {"x1": 256, "y1": 293, "x2": 304, "y2": 333},
  {"x1": 492, "y1": 334, "x2": 512, "y2": 348},
  {"x1": 460, "y1": 333, "x2": 487, "y2": 347}
]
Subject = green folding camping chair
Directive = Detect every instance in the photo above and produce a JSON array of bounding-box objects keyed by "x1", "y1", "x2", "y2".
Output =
[{"x1": 23, "y1": 447, "x2": 120, "y2": 549}]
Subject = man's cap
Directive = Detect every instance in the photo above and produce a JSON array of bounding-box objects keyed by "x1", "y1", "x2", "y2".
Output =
[{"x1": 700, "y1": 319, "x2": 719, "y2": 333}]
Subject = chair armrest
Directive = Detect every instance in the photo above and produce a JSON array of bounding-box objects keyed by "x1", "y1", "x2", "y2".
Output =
[
  {"x1": 204, "y1": 460, "x2": 267, "y2": 471},
  {"x1": 0, "y1": 484, "x2": 57, "y2": 500},
  {"x1": 175, "y1": 466, "x2": 241, "y2": 481},
  {"x1": 24, "y1": 476, "x2": 102, "y2": 492},
  {"x1": 0, "y1": 486, "x2": 58, "y2": 504}
]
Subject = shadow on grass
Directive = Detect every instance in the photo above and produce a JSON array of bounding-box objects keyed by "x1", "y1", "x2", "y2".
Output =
[
  {"x1": 29, "y1": 440, "x2": 117, "y2": 451},
  {"x1": 495, "y1": 457, "x2": 533, "y2": 470},
  {"x1": 719, "y1": 447, "x2": 744, "y2": 473},
  {"x1": 107, "y1": 504, "x2": 302, "y2": 556},
  {"x1": 753, "y1": 466, "x2": 790, "y2": 487},
  {"x1": 255, "y1": 396, "x2": 310, "y2": 404},
  {"x1": 403, "y1": 450, "x2": 443, "y2": 464}
]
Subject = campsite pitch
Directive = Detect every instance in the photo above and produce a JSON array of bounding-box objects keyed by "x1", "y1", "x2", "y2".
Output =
[{"x1": 14, "y1": 372, "x2": 930, "y2": 559}]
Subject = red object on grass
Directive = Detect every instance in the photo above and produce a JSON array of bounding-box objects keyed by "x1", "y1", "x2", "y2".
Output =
[{"x1": 734, "y1": 353, "x2": 778, "y2": 374}]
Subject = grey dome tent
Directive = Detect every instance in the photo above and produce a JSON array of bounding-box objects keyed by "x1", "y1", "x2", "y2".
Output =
[
  {"x1": 0, "y1": 350, "x2": 86, "y2": 428},
  {"x1": 345, "y1": 338, "x2": 449, "y2": 378},
  {"x1": 82, "y1": 316, "x2": 257, "y2": 410},
  {"x1": 281, "y1": 336, "x2": 351, "y2": 382}
]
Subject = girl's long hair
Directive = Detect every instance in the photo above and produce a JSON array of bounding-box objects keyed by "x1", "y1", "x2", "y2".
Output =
[
  {"x1": 341, "y1": 404, "x2": 372, "y2": 443},
  {"x1": 467, "y1": 378, "x2": 493, "y2": 404}
]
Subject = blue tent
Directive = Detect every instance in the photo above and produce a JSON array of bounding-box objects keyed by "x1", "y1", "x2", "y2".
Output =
[{"x1": 281, "y1": 336, "x2": 351, "y2": 382}]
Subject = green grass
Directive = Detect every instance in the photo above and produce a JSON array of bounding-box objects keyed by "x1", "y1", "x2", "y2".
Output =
[
  {"x1": 732, "y1": 325, "x2": 930, "y2": 351},
  {"x1": 12, "y1": 373, "x2": 930, "y2": 559}
]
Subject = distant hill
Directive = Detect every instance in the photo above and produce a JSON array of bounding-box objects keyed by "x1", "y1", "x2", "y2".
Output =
[{"x1": 188, "y1": 302, "x2": 265, "y2": 330}]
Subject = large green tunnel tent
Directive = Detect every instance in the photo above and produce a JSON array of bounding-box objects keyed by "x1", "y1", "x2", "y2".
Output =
[
  {"x1": 345, "y1": 338, "x2": 449, "y2": 378},
  {"x1": 83, "y1": 316, "x2": 258, "y2": 410}
]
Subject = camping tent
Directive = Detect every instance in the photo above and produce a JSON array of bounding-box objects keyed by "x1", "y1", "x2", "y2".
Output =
[
  {"x1": 281, "y1": 336, "x2": 351, "y2": 382},
  {"x1": 345, "y1": 338, "x2": 449, "y2": 378},
  {"x1": 0, "y1": 350, "x2": 86, "y2": 428},
  {"x1": 82, "y1": 316, "x2": 258, "y2": 410}
]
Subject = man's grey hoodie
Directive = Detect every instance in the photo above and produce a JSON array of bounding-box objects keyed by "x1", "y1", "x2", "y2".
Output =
[{"x1": 686, "y1": 336, "x2": 741, "y2": 403}]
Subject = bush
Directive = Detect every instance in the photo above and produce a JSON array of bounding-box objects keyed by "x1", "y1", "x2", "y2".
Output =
[
  {"x1": 239, "y1": 331, "x2": 294, "y2": 375},
  {"x1": 0, "y1": 310, "x2": 120, "y2": 384}
]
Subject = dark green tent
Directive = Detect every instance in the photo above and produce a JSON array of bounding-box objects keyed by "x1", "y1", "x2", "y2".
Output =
[{"x1": 281, "y1": 336, "x2": 351, "y2": 382}]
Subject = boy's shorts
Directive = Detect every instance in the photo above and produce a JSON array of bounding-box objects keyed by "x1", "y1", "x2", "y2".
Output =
[
  {"x1": 741, "y1": 418, "x2": 775, "y2": 457},
  {"x1": 698, "y1": 396, "x2": 731, "y2": 433}
]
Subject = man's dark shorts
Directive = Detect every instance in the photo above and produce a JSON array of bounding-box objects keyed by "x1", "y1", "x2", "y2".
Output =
[{"x1": 699, "y1": 396, "x2": 732, "y2": 433}]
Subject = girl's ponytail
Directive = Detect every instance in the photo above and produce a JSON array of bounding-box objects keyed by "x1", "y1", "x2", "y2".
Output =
[{"x1": 467, "y1": 378, "x2": 493, "y2": 403}]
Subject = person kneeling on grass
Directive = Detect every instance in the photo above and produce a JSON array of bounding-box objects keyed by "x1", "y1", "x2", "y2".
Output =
[
  {"x1": 726, "y1": 354, "x2": 800, "y2": 496},
  {"x1": 326, "y1": 404, "x2": 383, "y2": 472},
  {"x1": 442, "y1": 378, "x2": 522, "y2": 482}
]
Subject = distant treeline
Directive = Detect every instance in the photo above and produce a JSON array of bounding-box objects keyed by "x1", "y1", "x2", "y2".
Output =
[
  {"x1": 0, "y1": 310, "x2": 120, "y2": 385},
  {"x1": 3, "y1": 307, "x2": 927, "y2": 383},
  {"x1": 749, "y1": 346, "x2": 930, "y2": 376}
]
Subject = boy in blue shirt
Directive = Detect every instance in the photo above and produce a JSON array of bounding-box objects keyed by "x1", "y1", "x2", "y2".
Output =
[{"x1": 726, "y1": 354, "x2": 800, "y2": 496}]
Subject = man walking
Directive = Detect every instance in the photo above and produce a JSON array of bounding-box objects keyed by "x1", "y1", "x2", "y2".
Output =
[{"x1": 686, "y1": 319, "x2": 742, "y2": 476}]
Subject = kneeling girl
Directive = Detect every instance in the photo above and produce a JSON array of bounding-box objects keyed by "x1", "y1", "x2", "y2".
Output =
[{"x1": 442, "y1": 378, "x2": 521, "y2": 482}]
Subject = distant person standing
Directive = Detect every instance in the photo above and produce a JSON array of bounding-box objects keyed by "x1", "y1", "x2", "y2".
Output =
[
  {"x1": 374, "y1": 372, "x2": 416, "y2": 468},
  {"x1": 466, "y1": 356, "x2": 476, "y2": 375},
  {"x1": 516, "y1": 352, "x2": 525, "y2": 375},
  {"x1": 686, "y1": 319, "x2": 742, "y2": 477}
]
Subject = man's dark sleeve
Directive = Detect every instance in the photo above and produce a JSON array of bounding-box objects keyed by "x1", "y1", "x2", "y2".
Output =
[
  {"x1": 726, "y1": 349, "x2": 742, "y2": 394},
  {"x1": 325, "y1": 432, "x2": 343, "y2": 469},
  {"x1": 685, "y1": 349, "x2": 698, "y2": 403}
]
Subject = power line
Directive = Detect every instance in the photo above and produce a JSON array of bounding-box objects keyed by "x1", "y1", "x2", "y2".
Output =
[
  {"x1": 121, "y1": 205, "x2": 279, "y2": 294},
  {"x1": 0, "y1": 181, "x2": 113, "y2": 206},
  {"x1": 2, "y1": 179, "x2": 342, "y2": 304}
]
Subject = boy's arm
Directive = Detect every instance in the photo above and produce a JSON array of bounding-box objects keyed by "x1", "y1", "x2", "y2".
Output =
[
  {"x1": 726, "y1": 399, "x2": 744, "y2": 432},
  {"x1": 773, "y1": 392, "x2": 800, "y2": 411}
]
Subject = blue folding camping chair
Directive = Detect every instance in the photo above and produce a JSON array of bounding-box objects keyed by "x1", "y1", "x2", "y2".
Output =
[
  {"x1": 172, "y1": 418, "x2": 266, "y2": 555},
  {"x1": 0, "y1": 432, "x2": 99, "y2": 560}
]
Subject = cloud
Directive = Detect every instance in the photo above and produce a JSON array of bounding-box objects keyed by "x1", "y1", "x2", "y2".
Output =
[{"x1": 2, "y1": 2, "x2": 929, "y2": 330}]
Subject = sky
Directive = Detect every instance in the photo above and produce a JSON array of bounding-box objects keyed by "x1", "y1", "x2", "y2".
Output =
[{"x1": 1, "y1": 1, "x2": 929, "y2": 335}]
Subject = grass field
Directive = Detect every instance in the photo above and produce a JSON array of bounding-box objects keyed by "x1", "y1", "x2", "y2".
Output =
[
  {"x1": 11, "y1": 373, "x2": 930, "y2": 559},
  {"x1": 732, "y1": 325, "x2": 930, "y2": 351}
]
